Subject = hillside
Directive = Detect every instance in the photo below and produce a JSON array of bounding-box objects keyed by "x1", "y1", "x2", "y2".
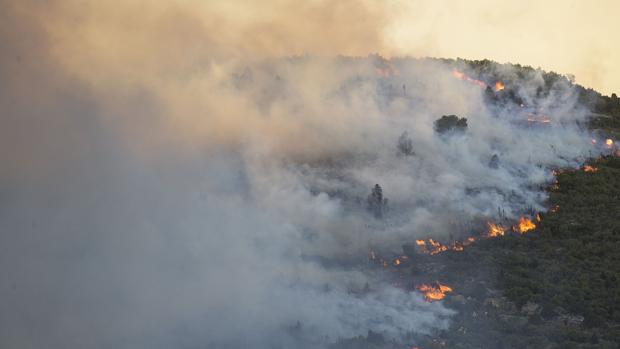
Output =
[{"x1": 407, "y1": 59, "x2": 620, "y2": 349}]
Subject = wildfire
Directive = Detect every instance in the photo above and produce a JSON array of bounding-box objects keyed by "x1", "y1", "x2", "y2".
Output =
[
  {"x1": 393, "y1": 256, "x2": 406, "y2": 266},
  {"x1": 514, "y1": 216, "x2": 536, "y2": 234},
  {"x1": 583, "y1": 165, "x2": 598, "y2": 172},
  {"x1": 485, "y1": 222, "x2": 506, "y2": 237},
  {"x1": 452, "y1": 69, "x2": 486, "y2": 88},
  {"x1": 416, "y1": 282, "x2": 453, "y2": 302},
  {"x1": 526, "y1": 114, "x2": 552, "y2": 124},
  {"x1": 451, "y1": 69, "x2": 505, "y2": 92}
]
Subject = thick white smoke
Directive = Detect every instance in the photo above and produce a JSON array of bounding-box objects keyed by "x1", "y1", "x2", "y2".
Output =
[{"x1": 0, "y1": 2, "x2": 601, "y2": 348}]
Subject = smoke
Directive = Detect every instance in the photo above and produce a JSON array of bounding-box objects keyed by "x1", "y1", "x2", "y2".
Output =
[{"x1": 0, "y1": 1, "x2": 603, "y2": 348}]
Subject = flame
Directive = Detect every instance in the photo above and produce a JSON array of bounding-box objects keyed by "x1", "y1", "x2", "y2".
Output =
[
  {"x1": 464, "y1": 236, "x2": 477, "y2": 245},
  {"x1": 584, "y1": 165, "x2": 598, "y2": 172},
  {"x1": 494, "y1": 81, "x2": 505, "y2": 91},
  {"x1": 415, "y1": 239, "x2": 426, "y2": 246},
  {"x1": 514, "y1": 216, "x2": 536, "y2": 234},
  {"x1": 376, "y1": 60, "x2": 398, "y2": 77},
  {"x1": 428, "y1": 239, "x2": 449, "y2": 255},
  {"x1": 606, "y1": 139, "x2": 614, "y2": 148},
  {"x1": 452, "y1": 69, "x2": 465, "y2": 79},
  {"x1": 452, "y1": 69, "x2": 486, "y2": 88},
  {"x1": 536, "y1": 213, "x2": 542, "y2": 222},
  {"x1": 416, "y1": 282, "x2": 453, "y2": 302},
  {"x1": 526, "y1": 114, "x2": 552, "y2": 124},
  {"x1": 393, "y1": 258, "x2": 401, "y2": 266},
  {"x1": 485, "y1": 222, "x2": 506, "y2": 237}
]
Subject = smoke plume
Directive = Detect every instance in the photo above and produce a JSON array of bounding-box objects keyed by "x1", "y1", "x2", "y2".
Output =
[{"x1": 0, "y1": 1, "x2": 602, "y2": 348}]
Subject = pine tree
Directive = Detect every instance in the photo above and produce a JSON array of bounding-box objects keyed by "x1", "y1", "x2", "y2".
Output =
[
  {"x1": 367, "y1": 184, "x2": 387, "y2": 219},
  {"x1": 397, "y1": 131, "x2": 414, "y2": 156}
]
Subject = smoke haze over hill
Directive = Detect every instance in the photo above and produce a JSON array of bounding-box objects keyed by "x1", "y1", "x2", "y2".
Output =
[{"x1": 0, "y1": 1, "x2": 614, "y2": 348}]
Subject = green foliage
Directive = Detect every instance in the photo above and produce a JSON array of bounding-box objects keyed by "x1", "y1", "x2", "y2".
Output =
[
  {"x1": 496, "y1": 155, "x2": 620, "y2": 343},
  {"x1": 434, "y1": 115, "x2": 468, "y2": 134}
]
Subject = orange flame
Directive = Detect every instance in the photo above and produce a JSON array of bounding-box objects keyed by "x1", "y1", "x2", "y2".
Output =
[
  {"x1": 514, "y1": 217, "x2": 536, "y2": 234},
  {"x1": 416, "y1": 282, "x2": 453, "y2": 302},
  {"x1": 526, "y1": 114, "x2": 552, "y2": 124},
  {"x1": 583, "y1": 165, "x2": 598, "y2": 172},
  {"x1": 485, "y1": 222, "x2": 506, "y2": 237},
  {"x1": 494, "y1": 81, "x2": 505, "y2": 91},
  {"x1": 605, "y1": 139, "x2": 614, "y2": 148},
  {"x1": 452, "y1": 69, "x2": 486, "y2": 88}
]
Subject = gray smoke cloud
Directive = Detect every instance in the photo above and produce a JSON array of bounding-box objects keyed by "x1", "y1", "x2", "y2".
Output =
[{"x1": 0, "y1": 2, "x2": 602, "y2": 348}]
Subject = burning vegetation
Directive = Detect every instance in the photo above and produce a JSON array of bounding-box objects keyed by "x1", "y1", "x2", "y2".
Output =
[
  {"x1": 452, "y1": 68, "x2": 505, "y2": 92},
  {"x1": 416, "y1": 282, "x2": 453, "y2": 302},
  {"x1": 513, "y1": 216, "x2": 536, "y2": 234},
  {"x1": 409, "y1": 216, "x2": 536, "y2": 257},
  {"x1": 485, "y1": 222, "x2": 506, "y2": 237},
  {"x1": 583, "y1": 165, "x2": 598, "y2": 172},
  {"x1": 526, "y1": 113, "x2": 552, "y2": 124}
]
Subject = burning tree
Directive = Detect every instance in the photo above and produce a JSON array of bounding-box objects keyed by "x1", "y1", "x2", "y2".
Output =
[
  {"x1": 434, "y1": 115, "x2": 468, "y2": 134},
  {"x1": 367, "y1": 184, "x2": 388, "y2": 219}
]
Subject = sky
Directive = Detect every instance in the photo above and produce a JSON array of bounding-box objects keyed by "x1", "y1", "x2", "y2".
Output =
[
  {"x1": 382, "y1": 0, "x2": 620, "y2": 96},
  {"x1": 20, "y1": 0, "x2": 617, "y2": 95}
]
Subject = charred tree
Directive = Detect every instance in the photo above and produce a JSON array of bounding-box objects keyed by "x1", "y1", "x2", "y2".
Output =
[{"x1": 367, "y1": 184, "x2": 388, "y2": 219}]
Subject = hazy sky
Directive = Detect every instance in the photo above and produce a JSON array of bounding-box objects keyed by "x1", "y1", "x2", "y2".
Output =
[
  {"x1": 29, "y1": 0, "x2": 619, "y2": 96},
  {"x1": 382, "y1": 0, "x2": 620, "y2": 96}
]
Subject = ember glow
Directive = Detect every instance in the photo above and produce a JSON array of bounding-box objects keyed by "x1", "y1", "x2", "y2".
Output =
[
  {"x1": 514, "y1": 217, "x2": 536, "y2": 234},
  {"x1": 416, "y1": 282, "x2": 453, "y2": 302}
]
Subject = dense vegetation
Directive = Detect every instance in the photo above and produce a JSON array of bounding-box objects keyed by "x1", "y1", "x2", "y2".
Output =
[
  {"x1": 461, "y1": 59, "x2": 620, "y2": 348},
  {"x1": 333, "y1": 58, "x2": 620, "y2": 349},
  {"x1": 461, "y1": 58, "x2": 620, "y2": 137},
  {"x1": 414, "y1": 59, "x2": 620, "y2": 349},
  {"x1": 496, "y1": 155, "x2": 620, "y2": 347}
]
